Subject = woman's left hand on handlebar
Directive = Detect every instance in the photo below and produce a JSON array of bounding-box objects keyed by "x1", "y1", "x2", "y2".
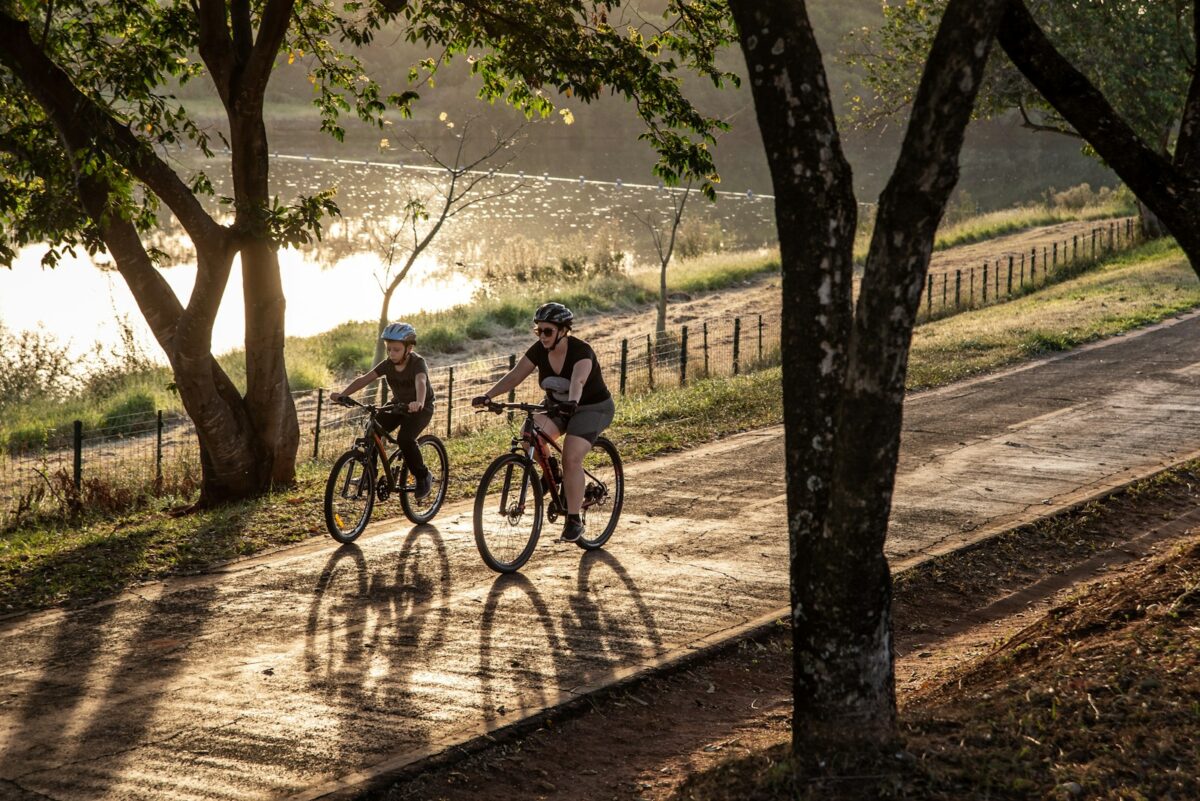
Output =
[{"x1": 408, "y1": 401, "x2": 423, "y2": 413}]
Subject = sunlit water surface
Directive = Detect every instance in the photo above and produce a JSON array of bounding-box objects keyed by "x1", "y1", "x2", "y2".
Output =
[{"x1": 2, "y1": 157, "x2": 777, "y2": 363}]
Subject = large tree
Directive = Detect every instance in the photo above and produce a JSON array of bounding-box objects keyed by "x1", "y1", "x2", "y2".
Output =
[
  {"x1": 0, "y1": 0, "x2": 735, "y2": 506},
  {"x1": 849, "y1": 0, "x2": 1200, "y2": 266},
  {"x1": 726, "y1": 0, "x2": 1006, "y2": 756}
]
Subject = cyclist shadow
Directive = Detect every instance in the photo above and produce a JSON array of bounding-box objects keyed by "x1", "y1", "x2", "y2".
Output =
[
  {"x1": 303, "y1": 523, "x2": 451, "y2": 743},
  {"x1": 477, "y1": 550, "x2": 663, "y2": 722},
  {"x1": 560, "y1": 549, "x2": 664, "y2": 676},
  {"x1": 478, "y1": 572, "x2": 563, "y2": 725}
]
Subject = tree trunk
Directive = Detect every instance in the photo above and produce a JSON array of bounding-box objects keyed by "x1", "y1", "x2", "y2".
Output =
[
  {"x1": 730, "y1": 0, "x2": 1006, "y2": 756},
  {"x1": 374, "y1": 289, "x2": 394, "y2": 404},
  {"x1": 728, "y1": 0, "x2": 860, "y2": 748},
  {"x1": 1136, "y1": 199, "x2": 1169, "y2": 241},
  {"x1": 656, "y1": 263, "x2": 668, "y2": 336},
  {"x1": 229, "y1": 103, "x2": 299, "y2": 489}
]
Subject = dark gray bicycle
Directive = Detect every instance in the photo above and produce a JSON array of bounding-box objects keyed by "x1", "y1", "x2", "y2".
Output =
[
  {"x1": 323, "y1": 396, "x2": 449, "y2": 543},
  {"x1": 472, "y1": 397, "x2": 623, "y2": 573}
]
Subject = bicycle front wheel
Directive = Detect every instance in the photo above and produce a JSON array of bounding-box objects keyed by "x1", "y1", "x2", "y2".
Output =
[
  {"x1": 473, "y1": 454, "x2": 543, "y2": 573},
  {"x1": 399, "y1": 434, "x2": 450, "y2": 524},
  {"x1": 324, "y1": 451, "x2": 376, "y2": 544},
  {"x1": 577, "y1": 436, "x2": 624, "y2": 550}
]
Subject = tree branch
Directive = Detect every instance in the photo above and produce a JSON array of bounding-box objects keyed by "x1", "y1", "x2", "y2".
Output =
[
  {"x1": 195, "y1": 0, "x2": 235, "y2": 102},
  {"x1": 0, "y1": 11, "x2": 224, "y2": 246},
  {"x1": 1173, "y1": 3, "x2": 1200, "y2": 171},
  {"x1": 996, "y1": 0, "x2": 1173, "y2": 182}
]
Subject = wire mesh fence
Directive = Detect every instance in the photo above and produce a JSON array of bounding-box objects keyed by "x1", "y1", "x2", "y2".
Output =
[
  {"x1": 918, "y1": 217, "x2": 1140, "y2": 320},
  {"x1": 0, "y1": 217, "x2": 1143, "y2": 527},
  {"x1": 0, "y1": 310, "x2": 782, "y2": 528}
]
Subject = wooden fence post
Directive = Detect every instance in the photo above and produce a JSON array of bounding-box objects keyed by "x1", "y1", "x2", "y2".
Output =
[
  {"x1": 446, "y1": 367, "x2": 454, "y2": 437},
  {"x1": 620, "y1": 338, "x2": 629, "y2": 395},
  {"x1": 757, "y1": 314, "x2": 764, "y2": 362},
  {"x1": 1008, "y1": 255, "x2": 1014, "y2": 294},
  {"x1": 507, "y1": 353, "x2": 516, "y2": 422},
  {"x1": 703, "y1": 323, "x2": 709, "y2": 376},
  {"x1": 955, "y1": 270, "x2": 962, "y2": 308},
  {"x1": 733, "y1": 317, "x2": 741, "y2": 376},
  {"x1": 647, "y1": 334, "x2": 654, "y2": 390},
  {"x1": 680, "y1": 325, "x2": 689, "y2": 386},
  {"x1": 156, "y1": 410, "x2": 164, "y2": 484},
  {"x1": 73, "y1": 420, "x2": 82, "y2": 491},
  {"x1": 313, "y1": 388, "x2": 323, "y2": 460}
]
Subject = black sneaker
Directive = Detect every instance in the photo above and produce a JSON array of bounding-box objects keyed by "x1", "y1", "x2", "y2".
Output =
[
  {"x1": 560, "y1": 517, "x2": 584, "y2": 543},
  {"x1": 415, "y1": 471, "x2": 432, "y2": 499}
]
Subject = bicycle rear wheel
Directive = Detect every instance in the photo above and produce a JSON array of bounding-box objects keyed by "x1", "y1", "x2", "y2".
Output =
[
  {"x1": 474, "y1": 454, "x2": 543, "y2": 573},
  {"x1": 324, "y1": 451, "x2": 376, "y2": 543},
  {"x1": 399, "y1": 434, "x2": 450, "y2": 523},
  {"x1": 576, "y1": 436, "x2": 624, "y2": 550}
]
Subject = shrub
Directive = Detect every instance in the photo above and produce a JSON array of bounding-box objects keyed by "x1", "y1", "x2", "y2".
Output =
[
  {"x1": 676, "y1": 219, "x2": 728, "y2": 260},
  {"x1": 100, "y1": 391, "x2": 158, "y2": 435},
  {"x1": 0, "y1": 324, "x2": 74, "y2": 414},
  {"x1": 328, "y1": 341, "x2": 373, "y2": 373},
  {"x1": 288, "y1": 361, "x2": 332, "y2": 392}
]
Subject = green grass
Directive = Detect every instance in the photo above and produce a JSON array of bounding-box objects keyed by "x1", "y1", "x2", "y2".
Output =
[
  {"x1": 907, "y1": 237, "x2": 1198, "y2": 388},
  {"x1": 3, "y1": 234, "x2": 1195, "y2": 614},
  {"x1": 0, "y1": 250, "x2": 781, "y2": 451}
]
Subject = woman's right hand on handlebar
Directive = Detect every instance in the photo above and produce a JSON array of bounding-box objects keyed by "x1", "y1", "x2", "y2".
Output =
[{"x1": 471, "y1": 395, "x2": 492, "y2": 408}]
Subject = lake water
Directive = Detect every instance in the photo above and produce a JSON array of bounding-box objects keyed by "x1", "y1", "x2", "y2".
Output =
[
  {"x1": 1, "y1": 119, "x2": 1114, "y2": 364},
  {"x1": 1, "y1": 155, "x2": 779, "y2": 361}
]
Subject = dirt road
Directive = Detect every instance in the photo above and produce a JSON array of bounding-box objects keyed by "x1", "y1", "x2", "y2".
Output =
[{"x1": 2, "y1": 307, "x2": 1200, "y2": 800}]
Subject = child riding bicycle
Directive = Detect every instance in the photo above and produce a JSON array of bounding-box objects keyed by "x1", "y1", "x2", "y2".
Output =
[{"x1": 332, "y1": 322, "x2": 435, "y2": 498}]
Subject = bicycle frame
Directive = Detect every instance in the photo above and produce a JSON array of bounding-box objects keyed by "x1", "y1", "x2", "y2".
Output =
[
  {"x1": 342, "y1": 397, "x2": 411, "y2": 494},
  {"x1": 499, "y1": 403, "x2": 607, "y2": 513}
]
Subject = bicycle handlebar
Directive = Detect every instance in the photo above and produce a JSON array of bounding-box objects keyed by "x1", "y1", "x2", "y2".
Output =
[
  {"x1": 332, "y1": 395, "x2": 409, "y2": 416},
  {"x1": 474, "y1": 399, "x2": 550, "y2": 415}
]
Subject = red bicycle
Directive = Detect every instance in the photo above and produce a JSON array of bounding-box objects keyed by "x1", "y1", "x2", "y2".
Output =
[{"x1": 472, "y1": 398, "x2": 623, "y2": 573}]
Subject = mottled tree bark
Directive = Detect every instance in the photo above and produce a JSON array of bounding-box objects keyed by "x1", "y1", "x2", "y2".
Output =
[
  {"x1": 729, "y1": 0, "x2": 1005, "y2": 751},
  {"x1": 998, "y1": 0, "x2": 1200, "y2": 271}
]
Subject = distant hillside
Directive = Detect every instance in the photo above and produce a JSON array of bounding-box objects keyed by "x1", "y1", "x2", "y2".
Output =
[{"x1": 175, "y1": 1, "x2": 1114, "y2": 210}]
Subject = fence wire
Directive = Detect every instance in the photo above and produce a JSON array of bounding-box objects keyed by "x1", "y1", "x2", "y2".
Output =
[
  {"x1": 1, "y1": 310, "x2": 782, "y2": 527},
  {"x1": 0, "y1": 218, "x2": 1144, "y2": 526}
]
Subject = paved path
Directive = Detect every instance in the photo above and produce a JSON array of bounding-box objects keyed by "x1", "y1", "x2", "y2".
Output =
[{"x1": 3, "y1": 310, "x2": 1200, "y2": 800}]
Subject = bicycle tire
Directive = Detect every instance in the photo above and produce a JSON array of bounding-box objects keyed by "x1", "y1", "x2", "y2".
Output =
[
  {"x1": 474, "y1": 453, "x2": 543, "y2": 573},
  {"x1": 398, "y1": 434, "x2": 450, "y2": 523},
  {"x1": 576, "y1": 436, "x2": 624, "y2": 550},
  {"x1": 324, "y1": 450, "x2": 376, "y2": 543}
]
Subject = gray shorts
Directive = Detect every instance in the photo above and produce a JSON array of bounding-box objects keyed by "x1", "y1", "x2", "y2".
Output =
[{"x1": 548, "y1": 396, "x2": 615, "y2": 445}]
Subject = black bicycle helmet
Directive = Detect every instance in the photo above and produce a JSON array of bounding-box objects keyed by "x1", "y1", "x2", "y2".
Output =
[{"x1": 533, "y1": 302, "x2": 574, "y2": 327}]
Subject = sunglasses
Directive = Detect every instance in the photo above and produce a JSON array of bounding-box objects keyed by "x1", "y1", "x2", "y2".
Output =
[{"x1": 534, "y1": 326, "x2": 558, "y2": 337}]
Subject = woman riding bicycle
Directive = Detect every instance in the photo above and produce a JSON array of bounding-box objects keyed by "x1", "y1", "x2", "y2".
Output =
[
  {"x1": 472, "y1": 302, "x2": 615, "y2": 542},
  {"x1": 331, "y1": 322, "x2": 435, "y2": 498}
]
